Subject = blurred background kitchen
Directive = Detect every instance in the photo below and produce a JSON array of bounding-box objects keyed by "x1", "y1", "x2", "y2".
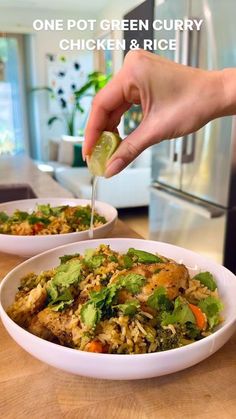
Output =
[{"x1": 0, "y1": 0, "x2": 235, "y2": 272}]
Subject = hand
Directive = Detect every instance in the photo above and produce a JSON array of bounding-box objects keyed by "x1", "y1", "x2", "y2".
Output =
[{"x1": 83, "y1": 49, "x2": 231, "y2": 177}]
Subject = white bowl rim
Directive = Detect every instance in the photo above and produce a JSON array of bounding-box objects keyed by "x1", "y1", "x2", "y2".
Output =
[
  {"x1": 0, "y1": 198, "x2": 118, "y2": 238},
  {"x1": 0, "y1": 237, "x2": 236, "y2": 360}
]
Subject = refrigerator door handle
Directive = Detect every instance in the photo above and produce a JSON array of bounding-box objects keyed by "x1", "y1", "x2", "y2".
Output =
[
  {"x1": 181, "y1": 16, "x2": 189, "y2": 65},
  {"x1": 169, "y1": 29, "x2": 183, "y2": 163},
  {"x1": 181, "y1": 18, "x2": 201, "y2": 164},
  {"x1": 181, "y1": 132, "x2": 196, "y2": 163},
  {"x1": 151, "y1": 186, "x2": 225, "y2": 219},
  {"x1": 174, "y1": 27, "x2": 181, "y2": 63},
  {"x1": 169, "y1": 139, "x2": 178, "y2": 162},
  {"x1": 182, "y1": 16, "x2": 201, "y2": 66}
]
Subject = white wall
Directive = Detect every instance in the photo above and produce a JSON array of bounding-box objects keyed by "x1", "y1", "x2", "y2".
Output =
[
  {"x1": 0, "y1": 7, "x2": 94, "y2": 159},
  {"x1": 98, "y1": 0, "x2": 143, "y2": 73}
]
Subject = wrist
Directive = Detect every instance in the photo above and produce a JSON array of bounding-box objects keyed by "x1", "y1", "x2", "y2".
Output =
[
  {"x1": 194, "y1": 70, "x2": 226, "y2": 124},
  {"x1": 219, "y1": 68, "x2": 236, "y2": 116}
]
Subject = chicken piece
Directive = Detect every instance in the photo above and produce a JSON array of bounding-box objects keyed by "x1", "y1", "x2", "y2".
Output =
[
  {"x1": 7, "y1": 284, "x2": 47, "y2": 327},
  {"x1": 114, "y1": 262, "x2": 189, "y2": 304},
  {"x1": 28, "y1": 314, "x2": 56, "y2": 342},
  {"x1": 136, "y1": 262, "x2": 189, "y2": 301},
  {"x1": 37, "y1": 307, "x2": 79, "y2": 347}
]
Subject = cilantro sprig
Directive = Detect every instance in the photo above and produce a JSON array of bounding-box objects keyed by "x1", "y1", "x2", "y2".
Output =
[
  {"x1": 80, "y1": 273, "x2": 147, "y2": 329},
  {"x1": 198, "y1": 296, "x2": 223, "y2": 329},
  {"x1": 161, "y1": 297, "x2": 196, "y2": 326},
  {"x1": 147, "y1": 287, "x2": 173, "y2": 311},
  {"x1": 47, "y1": 260, "x2": 82, "y2": 310},
  {"x1": 193, "y1": 272, "x2": 217, "y2": 291}
]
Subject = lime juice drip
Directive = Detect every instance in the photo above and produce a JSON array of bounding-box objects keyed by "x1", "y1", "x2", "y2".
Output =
[
  {"x1": 87, "y1": 131, "x2": 121, "y2": 239},
  {"x1": 89, "y1": 176, "x2": 98, "y2": 239}
]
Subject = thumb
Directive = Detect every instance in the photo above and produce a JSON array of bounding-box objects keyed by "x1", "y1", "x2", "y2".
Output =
[{"x1": 104, "y1": 122, "x2": 153, "y2": 178}]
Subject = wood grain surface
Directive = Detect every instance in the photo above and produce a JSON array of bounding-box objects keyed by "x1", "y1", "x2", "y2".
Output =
[{"x1": 1, "y1": 221, "x2": 236, "y2": 419}]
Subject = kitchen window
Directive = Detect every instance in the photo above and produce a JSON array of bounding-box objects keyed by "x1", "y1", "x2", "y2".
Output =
[{"x1": 0, "y1": 33, "x2": 28, "y2": 155}]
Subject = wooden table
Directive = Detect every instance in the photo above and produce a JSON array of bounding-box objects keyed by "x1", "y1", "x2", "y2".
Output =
[{"x1": 1, "y1": 220, "x2": 236, "y2": 419}]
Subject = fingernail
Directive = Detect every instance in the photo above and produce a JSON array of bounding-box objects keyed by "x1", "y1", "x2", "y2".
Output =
[
  {"x1": 105, "y1": 158, "x2": 125, "y2": 178},
  {"x1": 82, "y1": 146, "x2": 89, "y2": 161}
]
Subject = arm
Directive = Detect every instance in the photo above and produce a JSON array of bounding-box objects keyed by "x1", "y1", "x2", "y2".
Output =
[{"x1": 83, "y1": 49, "x2": 236, "y2": 178}]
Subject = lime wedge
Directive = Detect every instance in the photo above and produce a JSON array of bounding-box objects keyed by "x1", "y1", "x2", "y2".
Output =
[{"x1": 87, "y1": 131, "x2": 121, "y2": 177}]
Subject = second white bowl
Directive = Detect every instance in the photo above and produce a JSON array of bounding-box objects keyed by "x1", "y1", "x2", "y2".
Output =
[{"x1": 0, "y1": 198, "x2": 117, "y2": 257}]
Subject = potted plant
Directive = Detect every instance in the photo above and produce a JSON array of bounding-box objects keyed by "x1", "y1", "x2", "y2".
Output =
[{"x1": 31, "y1": 71, "x2": 112, "y2": 138}]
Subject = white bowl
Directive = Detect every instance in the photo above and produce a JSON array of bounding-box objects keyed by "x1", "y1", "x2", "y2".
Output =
[
  {"x1": 0, "y1": 238, "x2": 236, "y2": 380},
  {"x1": 0, "y1": 198, "x2": 117, "y2": 257}
]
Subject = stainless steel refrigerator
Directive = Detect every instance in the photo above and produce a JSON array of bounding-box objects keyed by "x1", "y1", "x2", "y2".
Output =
[{"x1": 149, "y1": 0, "x2": 236, "y2": 272}]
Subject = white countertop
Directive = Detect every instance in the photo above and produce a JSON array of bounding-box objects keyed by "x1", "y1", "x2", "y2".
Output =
[{"x1": 0, "y1": 154, "x2": 73, "y2": 198}]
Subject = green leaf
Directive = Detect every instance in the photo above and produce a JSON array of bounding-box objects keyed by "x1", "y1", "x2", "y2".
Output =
[
  {"x1": 89, "y1": 284, "x2": 117, "y2": 308},
  {"x1": 75, "y1": 208, "x2": 91, "y2": 225},
  {"x1": 88, "y1": 255, "x2": 105, "y2": 269},
  {"x1": 86, "y1": 286, "x2": 117, "y2": 322},
  {"x1": 80, "y1": 302, "x2": 101, "y2": 329},
  {"x1": 51, "y1": 205, "x2": 65, "y2": 216},
  {"x1": 117, "y1": 273, "x2": 146, "y2": 294},
  {"x1": 47, "y1": 281, "x2": 58, "y2": 301},
  {"x1": 122, "y1": 255, "x2": 133, "y2": 268},
  {"x1": 104, "y1": 285, "x2": 118, "y2": 306},
  {"x1": 48, "y1": 116, "x2": 61, "y2": 127},
  {"x1": 127, "y1": 248, "x2": 164, "y2": 264},
  {"x1": 53, "y1": 260, "x2": 82, "y2": 288},
  {"x1": 193, "y1": 272, "x2": 217, "y2": 291},
  {"x1": 12, "y1": 210, "x2": 28, "y2": 221},
  {"x1": 0, "y1": 211, "x2": 9, "y2": 223},
  {"x1": 147, "y1": 287, "x2": 173, "y2": 311},
  {"x1": 51, "y1": 299, "x2": 74, "y2": 312},
  {"x1": 30, "y1": 86, "x2": 53, "y2": 93},
  {"x1": 47, "y1": 261, "x2": 81, "y2": 308},
  {"x1": 161, "y1": 298, "x2": 196, "y2": 326},
  {"x1": 88, "y1": 71, "x2": 102, "y2": 79},
  {"x1": 37, "y1": 204, "x2": 51, "y2": 216},
  {"x1": 84, "y1": 249, "x2": 105, "y2": 269},
  {"x1": 76, "y1": 103, "x2": 85, "y2": 113},
  {"x1": 59, "y1": 253, "x2": 80, "y2": 264},
  {"x1": 28, "y1": 215, "x2": 50, "y2": 225},
  {"x1": 89, "y1": 288, "x2": 108, "y2": 307},
  {"x1": 117, "y1": 300, "x2": 140, "y2": 316},
  {"x1": 84, "y1": 248, "x2": 95, "y2": 259},
  {"x1": 198, "y1": 296, "x2": 223, "y2": 329},
  {"x1": 74, "y1": 80, "x2": 94, "y2": 98},
  {"x1": 48, "y1": 289, "x2": 73, "y2": 307},
  {"x1": 108, "y1": 255, "x2": 118, "y2": 263}
]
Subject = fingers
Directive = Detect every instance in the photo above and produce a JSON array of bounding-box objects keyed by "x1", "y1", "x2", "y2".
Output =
[
  {"x1": 83, "y1": 72, "x2": 128, "y2": 158},
  {"x1": 104, "y1": 120, "x2": 154, "y2": 178},
  {"x1": 105, "y1": 102, "x2": 131, "y2": 132}
]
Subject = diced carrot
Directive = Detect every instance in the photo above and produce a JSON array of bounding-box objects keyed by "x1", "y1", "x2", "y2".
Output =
[
  {"x1": 86, "y1": 340, "x2": 106, "y2": 353},
  {"x1": 189, "y1": 303, "x2": 207, "y2": 330}
]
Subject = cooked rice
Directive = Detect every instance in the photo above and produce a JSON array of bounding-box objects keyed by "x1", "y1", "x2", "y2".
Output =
[
  {"x1": 0, "y1": 204, "x2": 106, "y2": 236},
  {"x1": 7, "y1": 244, "x2": 223, "y2": 354}
]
